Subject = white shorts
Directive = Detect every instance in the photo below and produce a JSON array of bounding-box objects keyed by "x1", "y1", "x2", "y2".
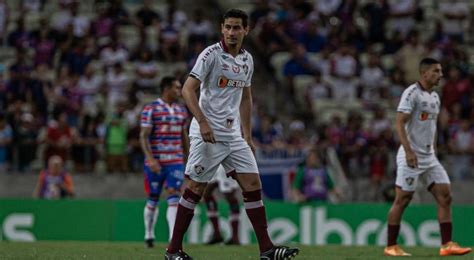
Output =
[
  {"x1": 210, "y1": 165, "x2": 240, "y2": 193},
  {"x1": 395, "y1": 163, "x2": 450, "y2": 192},
  {"x1": 185, "y1": 137, "x2": 259, "y2": 183}
]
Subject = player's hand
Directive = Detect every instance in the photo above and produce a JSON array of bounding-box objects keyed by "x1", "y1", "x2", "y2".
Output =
[
  {"x1": 199, "y1": 119, "x2": 216, "y2": 143},
  {"x1": 406, "y1": 150, "x2": 418, "y2": 168},
  {"x1": 147, "y1": 158, "x2": 161, "y2": 173}
]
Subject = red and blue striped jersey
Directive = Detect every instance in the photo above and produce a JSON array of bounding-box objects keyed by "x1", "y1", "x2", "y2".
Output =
[{"x1": 141, "y1": 98, "x2": 188, "y2": 166}]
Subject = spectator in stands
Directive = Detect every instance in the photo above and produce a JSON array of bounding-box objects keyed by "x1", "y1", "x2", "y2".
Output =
[
  {"x1": 8, "y1": 16, "x2": 30, "y2": 49},
  {"x1": 32, "y1": 27, "x2": 56, "y2": 67},
  {"x1": 100, "y1": 37, "x2": 129, "y2": 67},
  {"x1": 105, "y1": 62, "x2": 130, "y2": 112},
  {"x1": 396, "y1": 30, "x2": 426, "y2": 83},
  {"x1": 157, "y1": 9, "x2": 182, "y2": 62},
  {"x1": 448, "y1": 119, "x2": 474, "y2": 180},
  {"x1": 0, "y1": 113, "x2": 12, "y2": 171},
  {"x1": 134, "y1": 48, "x2": 158, "y2": 93},
  {"x1": 290, "y1": 149, "x2": 340, "y2": 202},
  {"x1": 283, "y1": 44, "x2": 315, "y2": 99},
  {"x1": 387, "y1": 68, "x2": 407, "y2": 105},
  {"x1": 43, "y1": 111, "x2": 77, "y2": 164},
  {"x1": 91, "y1": 6, "x2": 116, "y2": 45},
  {"x1": 387, "y1": 0, "x2": 417, "y2": 37},
  {"x1": 16, "y1": 112, "x2": 37, "y2": 172},
  {"x1": 360, "y1": 52, "x2": 385, "y2": 102},
  {"x1": 362, "y1": 0, "x2": 389, "y2": 44},
  {"x1": 249, "y1": 0, "x2": 271, "y2": 29},
  {"x1": 187, "y1": 8, "x2": 214, "y2": 46},
  {"x1": 298, "y1": 19, "x2": 326, "y2": 53},
  {"x1": 439, "y1": 0, "x2": 469, "y2": 43},
  {"x1": 252, "y1": 114, "x2": 283, "y2": 153},
  {"x1": 305, "y1": 70, "x2": 332, "y2": 111},
  {"x1": 0, "y1": 0, "x2": 8, "y2": 45},
  {"x1": 441, "y1": 65, "x2": 471, "y2": 112},
  {"x1": 134, "y1": 0, "x2": 161, "y2": 29},
  {"x1": 72, "y1": 115, "x2": 100, "y2": 173},
  {"x1": 33, "y1": 155, "x2": 74, "y2": 199},
  {"x1": 77, "y1": 63, "x2": 103, "y2": 117},
  {"x1": 330, "y1": 43, "x2": 358, "y2": 101},
  {"x1": 105, "y1": 103, "x2": 128, "y2": 173}
]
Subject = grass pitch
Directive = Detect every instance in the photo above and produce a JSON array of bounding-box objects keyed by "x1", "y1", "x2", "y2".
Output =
[{"x1": 0, "y1": 242, "x2": 472, "y2": 260}]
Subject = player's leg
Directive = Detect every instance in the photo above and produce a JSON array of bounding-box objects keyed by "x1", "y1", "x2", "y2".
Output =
[
  {"x1": 384, "y1": 165, "x2": 417, "y2": 256},
  {"x1": 143, "y1": 165, "x2": 165, "y2": 248},
  {"x1": 225, "y1": 140, "x2": 299, "y2": 259},
  {"x1": 166, "y1": 178, "x2": 207, "y2": 254},
  {"x1": 223, "y1": 188, "x2": 240, "y2": 245},
  {"x1": 164, "y1": 164, "x2": 186, "y2": 241},
  {"x1": 166, "y1": 137, "x2": 227, "y2": 258},
  {"x1": 427, "y1": 165, "x2": 471, "y2": 256},
  {"x1": 203, "y1": 181, "x2": 223, "y2": 244}
]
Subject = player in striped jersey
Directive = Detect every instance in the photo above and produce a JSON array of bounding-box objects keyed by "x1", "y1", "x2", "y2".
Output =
[{"x1": 140, "y1": 76, "x2": 189, "y2": 248}]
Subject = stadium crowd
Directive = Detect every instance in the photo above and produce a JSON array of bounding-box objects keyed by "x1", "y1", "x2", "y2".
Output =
[{"x1": 0, "y1": 0, "x2": 473, "y2": 202}]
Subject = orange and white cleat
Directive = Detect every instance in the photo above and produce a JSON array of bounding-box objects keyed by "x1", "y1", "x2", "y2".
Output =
[
  {"x1": 439, "y1": 241, "x2": 472, "y2": 256},
  {"x1": 384, "y1": 245, "x2": 412, "y2": 256}
]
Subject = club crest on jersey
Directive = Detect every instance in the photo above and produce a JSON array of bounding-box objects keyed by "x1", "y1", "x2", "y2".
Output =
[
  {"x1": 194, "y1": 165, "x2": 204, "y2": 175},
  {"x1": 226, "y1": 118, "x2": 234, "y2": 128},
  {"x1": 405, "y1": 177, "x2": 414, "y2": 185},
  {"x1": 218, "y1": 76, "x2": 246, "y2": 88},
  {"x1": 232, "y1": 65, "x2": 240, "y2": 73}
]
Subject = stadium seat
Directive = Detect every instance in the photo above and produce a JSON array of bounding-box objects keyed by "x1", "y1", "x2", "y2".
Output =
[{"x1": 269, "y1": 52, "x2": 290, "y2": 82}]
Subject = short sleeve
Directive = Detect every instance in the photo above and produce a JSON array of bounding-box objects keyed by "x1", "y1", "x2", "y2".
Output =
[
  {"x1": 397, "y1": 87, "x2": 416, "y2": 114},
  {"x1": 190, "y1": 47, "x2": 215, "y2": 82},
  {"x1": 141, "y1": 104, "x2": 153, "y2": 127},
  {"x1": 246, "y1": 54, "x2": 254, "y2": 87}
]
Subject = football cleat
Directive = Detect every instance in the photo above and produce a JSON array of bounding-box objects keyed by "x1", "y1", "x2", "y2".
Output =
[
  {"x1": 439, "y1": 241, "x2": 472, "y2": 256},
  {"x1": 206, "y1": 235, "x2": 224, "y2": 245},
  {"x1": 224, "y1": 239, "x2": 241, "y2": 245},
  {"x1": 384, "y1": 245, "x2": 411, "y2": 256},
  {"x1": 145, "y1": 239, "x2": 154, "y2": 248},
  {"x1": 260, "y1": 246, "x2": 299, "y2": 260},
  {"x1": 164, "y1": 250, "x2": 193, "y2": 260}
]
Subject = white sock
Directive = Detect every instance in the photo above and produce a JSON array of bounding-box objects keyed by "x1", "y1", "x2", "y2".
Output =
[
  {"x1": 166, "y1": 204, "x2": 178, "y2": 241},
  {"x1": 144, "y1": 206, "x2": 158, "y2": 240}
]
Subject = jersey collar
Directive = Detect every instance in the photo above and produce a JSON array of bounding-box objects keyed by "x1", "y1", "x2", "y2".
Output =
[{"x1": 220, "y1": 40, "x2": 244, "y2": 55}]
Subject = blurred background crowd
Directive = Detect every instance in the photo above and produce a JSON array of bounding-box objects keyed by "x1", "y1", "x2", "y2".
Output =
[{"x1": 0, "y1": 0, "x2": 473, "y2": 202}]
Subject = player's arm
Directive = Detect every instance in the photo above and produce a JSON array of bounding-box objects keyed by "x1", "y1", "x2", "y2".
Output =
[
  {"x1": 32, "y1": 171, "x2": 45, "y2": 198},
  {"x1": 395, "y1": 112, "x2": 418, "y2": 168},
  {"x1": 139, "y1": 126, "x2": 161, "y2": 173},
  {"x1": 182, "y1": 76, "x2": 215, "y2": 143},
  {"x1": 181, "y1": 126, "x2": 189, "y2": 163},
  {"x1": 240, "y1": 86, "x2": 255, "y2": 153}
]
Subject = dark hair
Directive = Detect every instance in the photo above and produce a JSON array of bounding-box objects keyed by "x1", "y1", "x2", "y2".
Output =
[
  {"x1": 419, "y1": 57, "x2": 440, "y2": 72},
  {"x1": 223, "y1": 9, "x2": 248, "y2": 28},
  {"x1": 160, "y1": 76, "x2": 177, "y2": 93}
]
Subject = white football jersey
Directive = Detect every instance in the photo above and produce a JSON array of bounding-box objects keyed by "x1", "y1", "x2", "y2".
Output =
[
  {"x1": 189, "y1": 41, "x2": 254, "y2": 141},
  {"x1": 396, "y1": 82, "x2": 441, "y2": 167}
]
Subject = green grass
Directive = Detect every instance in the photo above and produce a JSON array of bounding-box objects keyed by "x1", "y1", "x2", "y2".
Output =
[{"x1": 0, "y1": 242, "x2": 472, "y2": 260}]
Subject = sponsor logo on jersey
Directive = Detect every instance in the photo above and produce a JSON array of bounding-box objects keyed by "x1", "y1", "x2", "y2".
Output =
[
  {"x1": 419, "y1": 111, "x2": 436, "y2": 121},
  {"x1": 421, "y1": 101, "x2": 428, "y2": 107},
  {"x1": 222, "y1": 64, "x2": 229, "y2": 71},
  {"x1": 218, "y1": 76, "x2": 246, "y2": 88},
  {"x1": 243, "y1": 64, "x2": 249, "y2": 75}
]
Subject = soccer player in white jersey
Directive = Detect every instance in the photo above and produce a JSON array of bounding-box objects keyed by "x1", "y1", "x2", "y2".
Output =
[
  {"x1": 384, "y1": 58, "x2": 472, "y2": 257},
  {"x1": 165, "y1": 9, "x2": 299, "y2": 260}
]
